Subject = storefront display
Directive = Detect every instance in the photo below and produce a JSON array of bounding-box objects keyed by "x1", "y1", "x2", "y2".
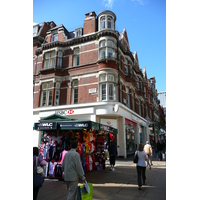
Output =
[
  {"x1": 33, "y1": 114, "x2": 118, "y2": 179},
  {"x1": 125, "y1": 118, "x2": 137, "y2": 155}
]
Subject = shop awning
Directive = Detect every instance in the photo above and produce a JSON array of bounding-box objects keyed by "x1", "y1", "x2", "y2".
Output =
[
  {"x1": 34, "y1": 122, "x2": 57, "y2": 130},
  {"x1": 34, "y1": 114, "x2": 118, "y2": 134}
]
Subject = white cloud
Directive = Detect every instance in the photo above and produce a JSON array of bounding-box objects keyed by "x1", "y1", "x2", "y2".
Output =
[
  {"x1": 131, "y1": 0, "x2": 144, "y2": 6},
  {"x1": 103, "y1": 0, "x2": 115, "y2": 9}
]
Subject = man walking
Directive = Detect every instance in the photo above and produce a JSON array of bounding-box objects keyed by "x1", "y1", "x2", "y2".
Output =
[
  {"x1": 144, "y1": 141, "x2": 153, "y2": 166},
  {"x1": 62, "y1": 140, "x2": 86, "y2": 200}
]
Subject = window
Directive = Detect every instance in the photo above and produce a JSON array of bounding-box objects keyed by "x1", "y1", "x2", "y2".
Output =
[
  {"x1": 126, "y1": 87, "x2": 130, "y2": 108},
  {"x1": 137, "y1": 77, "x2": 140, "y2": 89},
  {"x1": 72, "y1": 80, "x2": 78, "y2": 104},
  {"x1": 44, "y1": 51, "x2": 56, "y2": 69},
  {"x1": 125, "y1": 59, "x2": 129, "y2": 74},
  {"x1": 40, "y1": 82, "x2": 53, "y2": 107},
  {"x1": 99, "y1": 74, "x2": 116, "y2": 101},
  {"x1": 52, "y1": 33, "x2": 58, "y2": 42},
  {"x1": 107, "y1": 16, "x2": 112, "y2": 28},
  {"x1": 99, "y1": 39, "x2": 115, "y2": 60},
  {"x1": 100, "y1": 15, "x2": 114, "y2": 30},
  {"x1": 100, "y1": 17, "x2": 106, "y2": 29},
  {"x1": 73, "y1": 49, "x2": 79, "y2": 66},
  {"x1": 146, "y1": 105, "x2": 148, "y2": 117},
  {"x1": 144, "y1": 87, "x2": 146, "y2": 98},
  {"x1": 75, "y1": 28, "x2": 82, "y2": 37},
  {"x1": 55, "y1": 82, "x2": 60, "y2": 106},
  {"x1": 132, "y1": 92, "x2": 135, "y2": 111},
  {"x1": 33, "y1": 25, "x2": 38, "y2": 37},
  {"x1": 57, "y1": 51, "x2": 63, "y2": 68},
  {"x1": 149, "y1": 94, "x2": 151, "y2": 103},
  {"x1": 139, "y1": 100, "x2": 141, "y2": 115}
]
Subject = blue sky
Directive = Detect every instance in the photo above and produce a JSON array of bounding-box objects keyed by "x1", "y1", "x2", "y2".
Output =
[{"x1": 33, "y1": 0, "x2": 166, "y2": 92}]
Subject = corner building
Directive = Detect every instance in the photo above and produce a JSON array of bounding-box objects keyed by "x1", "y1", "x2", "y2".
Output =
[{"x1": 33, "y1": 10, "x2": 154, "y2": 158}]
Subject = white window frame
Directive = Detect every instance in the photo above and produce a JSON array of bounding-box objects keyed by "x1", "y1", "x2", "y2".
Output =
[
  {"x1": 52, "y1": 33, "x2": 58, "y2": 42},
  {"x1": 44, "y1": 51, "x2": 56, "y2": 69},
  {"x1": 99, "y1": 74, "x2": 116, "y2": 101},
  {"x1": 33, "y1": 25, "x2": 39, "y2": 37},
  {"x1": 72, "y1": 80, "x2": 78, "y2": 104},
  {"x1": 40, "y1": 82, "x2": 53, "y2": 107},
  {"x1": 73, "y1": 49, "x2": 79, "y2": 66},
  {"x1": 57, "y1": 51, "x2": 63, "y2": 68},
  {"x1": 99, "y1": 39, "x2": 116, "y2": 60},
  {"x1": 100, "y1": 15, "x2": 114, "y2": 30},
  {"x1": 54, "y1": 82, "x2": 60, "y2": 106}
]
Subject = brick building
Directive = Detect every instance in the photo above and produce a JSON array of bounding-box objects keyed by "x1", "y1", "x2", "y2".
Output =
[{"x1": 33, "y1": 10, "x2": 156, "y2": 158}]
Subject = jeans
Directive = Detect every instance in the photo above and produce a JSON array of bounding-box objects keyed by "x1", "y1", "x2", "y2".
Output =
[{"x1": 137, "y1": 166, "x2": 146, "y2": 187}]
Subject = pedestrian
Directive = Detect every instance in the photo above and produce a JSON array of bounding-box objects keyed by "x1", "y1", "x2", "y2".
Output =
[
  {"x1": 108, "y1": 140, "x2": 118, "y2": 171},
  {"x1": 157, "y1": 140, "x2": 163, "y2": 161},
  {"x1": 62, "y1": 140, "x2": 86, "y2": 200},
  {"x1": 135, "y1": 143, "x2": 151, "y2": 190},
  {"x1": 33, "y1": 147, "x2": 47, "y2": 200},
  {"x1": 144, "y1": 141, "x2": 153, "y2": 166}
]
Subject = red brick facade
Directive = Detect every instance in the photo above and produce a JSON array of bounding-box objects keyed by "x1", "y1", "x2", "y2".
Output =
[{"x1": 33, "y1": 10, "x2": 154, "y2": 121}]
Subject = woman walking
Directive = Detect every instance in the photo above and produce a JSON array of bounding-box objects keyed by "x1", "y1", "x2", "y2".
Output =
[{"x1": 135, "y1": 143, "x2": 151, "y2": 190}]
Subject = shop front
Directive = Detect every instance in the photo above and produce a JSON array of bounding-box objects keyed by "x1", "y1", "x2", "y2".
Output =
[
  {"x1": 33, "y1": 114, "x2": 118, "y2": 179},
  {"x1": 125, "y1": 118, "x2": 137, "y2": 155}
]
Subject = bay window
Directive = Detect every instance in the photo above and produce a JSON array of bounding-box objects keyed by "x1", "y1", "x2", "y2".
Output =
[
  {"x1": 54, "y1": 82, "x2": 60, "y2": 106},
  {"x1": 99, "y1": 74, "x2": 116, "y2": 101},
  {"x1": 99, "y1": 39, "x2": 116, "y2": 60},
  {"x1": 100, "y1": 15, "x2": 114, "y2": 30}
]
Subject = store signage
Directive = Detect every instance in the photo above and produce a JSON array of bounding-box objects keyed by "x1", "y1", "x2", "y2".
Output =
[
  {"x1": 100, "y1": 124, "x2": 114, "y2": 133},
  {"x1": 59, "y1": 122, "x2": 91, "y2": 129},
  {"x1": 67, "y1": 110, "x2": 74, "y2": 114},
  {"x1": 34, "y1": 122, "x2": 56, "y2": 130},
  {"x1": 89, "y1": 88, "x2": 97, "y2": 94}
]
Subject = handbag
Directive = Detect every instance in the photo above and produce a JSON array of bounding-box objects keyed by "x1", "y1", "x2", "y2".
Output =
[
  {"x1": 133, "y1": 151, "x2": 139, "y2": 163},
  {"x1": 33, "y1": 170, "x2": 44, "y2": 188},
  {"x1": 33, "y1": 157, "x2": 44, "y2": 188}
]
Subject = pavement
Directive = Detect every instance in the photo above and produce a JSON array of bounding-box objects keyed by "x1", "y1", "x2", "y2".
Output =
[{"x1": 37, "y1": 156, "x2": 166, "y2": 200}]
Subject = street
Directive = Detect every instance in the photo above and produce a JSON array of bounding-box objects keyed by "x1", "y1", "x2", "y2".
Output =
[{"x1": 37, "y1": 157, "x2": 166, "y2": 200}]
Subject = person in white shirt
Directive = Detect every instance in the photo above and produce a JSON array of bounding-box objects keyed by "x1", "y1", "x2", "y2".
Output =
[
  {"x1": 144, "y1": 141, "x2": 153, "y2": 166},
  {"x1": 135, "y1": 143, "x2": 151, "y2": 190}
]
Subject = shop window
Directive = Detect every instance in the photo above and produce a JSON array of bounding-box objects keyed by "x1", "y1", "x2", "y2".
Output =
[
  {"x1": 40, "y1": 82, "x2": 53, "y2": 107},
  {"x1": 57, "y1": 51, "x2": 63, "y2": 68},
  {"x1": 73, "y1": 48, "x2": 79, "y2": 66},
  {"x1": 44, "y1": 51, "x2": 56, "y2": 69},
  {"x1": 99, "y1": 39, "x2": 116, "y2": 60},
  {"x1": 99, "y1": 74, "x2": 116, "y2": 101},
  {"x1": 72, "y1": 80, "x2": 78, "y2": 104}
]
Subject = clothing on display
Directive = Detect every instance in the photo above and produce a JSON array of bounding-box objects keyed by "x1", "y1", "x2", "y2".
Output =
[{"x1": 37, "y1": 129, "x2": 110, "y2": 179}]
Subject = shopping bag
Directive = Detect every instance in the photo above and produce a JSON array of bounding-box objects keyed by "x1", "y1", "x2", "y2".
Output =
[{"x1": 80, "y1": 183, "x2": 93, "y2": 200}]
